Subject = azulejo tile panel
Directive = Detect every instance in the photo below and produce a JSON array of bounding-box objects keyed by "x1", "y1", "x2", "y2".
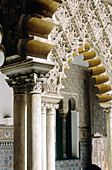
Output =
[
  {"x1": 0, "y1": 143, "x2": 13, "y2": 170},
  {"x1": 0, "y1": 141, "x2": 90, "y2": 169},
  {"x1": 56, "y1": 141, "x2": 91, "y2": 170}
]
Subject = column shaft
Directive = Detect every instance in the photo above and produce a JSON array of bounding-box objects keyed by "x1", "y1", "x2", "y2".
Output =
[
  {"x1": 14, "y1": 93, "x2": 26, "y2": 170},
  {"x1": 107, "y1": 112, "x2": 112, "y2": 170},
  {"x1": 42, "y1": 104, "x2": 47, "y2": 170},
  {"x1": 27, "y1": 93, "x2": 41, "y2": 170},
  {"x1": 47, "y1": 108, "x2": 56, "y2": 170},
  {"x1": 62, "y1": 116, "x2": 67, "y2": 159}
]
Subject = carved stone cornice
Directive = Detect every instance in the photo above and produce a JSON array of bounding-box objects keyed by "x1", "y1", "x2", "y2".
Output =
[
  {"x1": 42, "y1": 93, "x2": 63, "y2": 105},
  {"x1": 1, "y1": 58, "x2": 55, "y2": 77}
]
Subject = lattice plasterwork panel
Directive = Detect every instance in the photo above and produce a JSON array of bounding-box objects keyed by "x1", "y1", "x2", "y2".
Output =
[{"x1": 49, "y1": 0, "x2": 112, "y2": 81}]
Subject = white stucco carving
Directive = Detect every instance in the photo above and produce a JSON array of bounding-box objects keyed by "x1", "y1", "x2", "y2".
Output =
[{"x1": 48, "y1": 0, "x2": 112, "y2": 91}]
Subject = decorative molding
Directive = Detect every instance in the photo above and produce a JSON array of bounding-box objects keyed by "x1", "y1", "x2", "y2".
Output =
[
  {"x1": 44, "y1": 66, "x2": 64, "y2": 95},
  {"x1": 0, "y1": 126, "x2": 13, "y2": 142}
]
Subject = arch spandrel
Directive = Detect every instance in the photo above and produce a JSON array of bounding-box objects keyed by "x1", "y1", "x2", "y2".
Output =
[
  {"x1": 48, "y1": 0, "x2": 112, "y2": 106},
  {"x1": 50, "y1": 0, "x2": 112, "y2": 78}
]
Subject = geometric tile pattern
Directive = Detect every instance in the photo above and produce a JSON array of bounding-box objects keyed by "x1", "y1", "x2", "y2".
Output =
[
  {"x1": 56, "y1": 141, "x2": 91, "y2": 170},
  {"x1": 0, "y1": 141, "x2": 90, "y2": 170},
  {"x1": 0, "y1": 143, "x2": 13, "y2": 170}
]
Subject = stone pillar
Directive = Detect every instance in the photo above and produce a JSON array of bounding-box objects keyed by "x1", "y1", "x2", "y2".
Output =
[
  {"x1": 41, "y1": 103, "x2": 47, "y2": 170},
  {"x1": 103, "y1": 106, "x2": 112, "y2": 170},
  {"x1": 47, "y1": 104, "x2": 58, "y2": 170},
  {"x1": 27, "y1": 73, "x2": 42, "y2": 170},
  {"x1": 7, "y1": 76, "x2": 27, "y2": 170}
]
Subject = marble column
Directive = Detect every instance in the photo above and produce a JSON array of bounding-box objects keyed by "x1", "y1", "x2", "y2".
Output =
[
  {"x1": 7, "y1": 76, "x2": 27, "y2": 170},
  {"x1": 27, "y1": 73, "x2": 42, "y2": 170},
  {"x1": 1, "y1": 55, "x2": 55, "y2": 170},
  {"x1": 47, "y1": 104, "x2": 58, "y2": 170},
  {"x1": 41, "y1": 103, "x2": 47, "y2": 170}
]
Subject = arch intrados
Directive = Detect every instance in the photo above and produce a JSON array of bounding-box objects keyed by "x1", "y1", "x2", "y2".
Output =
[{"x1": 69, "y1": 97, "x2": 76, "y2": 111}]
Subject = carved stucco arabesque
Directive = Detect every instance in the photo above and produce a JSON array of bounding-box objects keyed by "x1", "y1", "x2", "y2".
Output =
[
  {"x1": 47, "y1": 0, "x2": 112, "y2": 96},
  {"x1": 45, "y1": 0, "x2": 112, "y2": 140}
]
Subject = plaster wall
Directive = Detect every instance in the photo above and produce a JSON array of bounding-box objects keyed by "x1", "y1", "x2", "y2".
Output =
[
  {"x1": 0, "y1": 72, "x2": 13, "y2": 120},
  {"x1": 57, "y1": 63, "x2": 107, "y2": 170},
  {"x1": 89, "y1": 77, "x2": 108, "y2": 169},
  {"x1": 61, "y1": 63, "x2": 90, "y2": 139}
]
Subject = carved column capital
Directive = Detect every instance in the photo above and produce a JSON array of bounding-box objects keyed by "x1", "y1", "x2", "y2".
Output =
[
  {"x1": 6, "y1": 73, "x2": 44, "y2": 94},
  {"x1": 59, "y1": 110, "x2": 68, "y2": 118},
  {"x1": 26, "y1": 73, "x2": 42, "y2": 94},
  {"x1": 47, "y1": 103, "x2": 59, "y2": 115},
  {"x1": 6, "y1": 75, "x2": 27, "y2": 94},
  {"x1": 42, "y1": 103, "x2": 47, "y2": 114}
]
